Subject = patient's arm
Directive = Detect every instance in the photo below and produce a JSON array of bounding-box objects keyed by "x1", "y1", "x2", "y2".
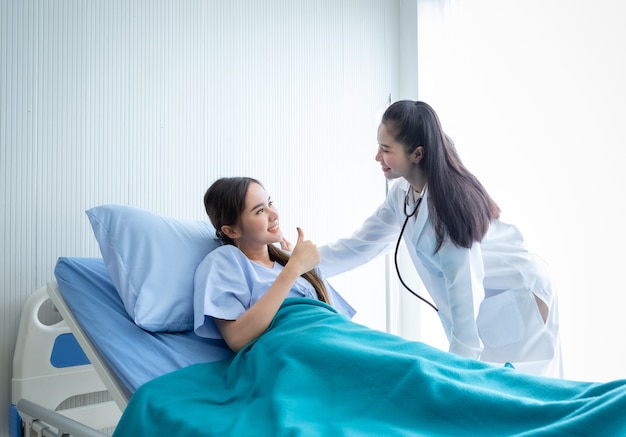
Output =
[{"x1": 216, "y1": 228, "x2": 318, "y2": 352}]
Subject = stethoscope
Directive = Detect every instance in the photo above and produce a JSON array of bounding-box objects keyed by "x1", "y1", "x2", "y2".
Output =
[{"x1": 394, "y1": 186, "x2": 439, "y2": 312}]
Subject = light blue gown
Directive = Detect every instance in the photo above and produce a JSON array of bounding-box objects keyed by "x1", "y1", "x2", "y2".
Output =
[{"x1": 194, "y1": 244, "x2": 355, "y2": 340}]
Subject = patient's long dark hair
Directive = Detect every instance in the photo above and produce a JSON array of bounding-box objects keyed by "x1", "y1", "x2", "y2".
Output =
[{"x1": 204, "y1": 177, "x2": 330, "y2": 304}]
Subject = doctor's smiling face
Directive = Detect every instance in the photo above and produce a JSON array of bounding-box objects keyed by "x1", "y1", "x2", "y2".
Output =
[{"x1": 376, "y1": 122, "x2": 414, "y2": 181}]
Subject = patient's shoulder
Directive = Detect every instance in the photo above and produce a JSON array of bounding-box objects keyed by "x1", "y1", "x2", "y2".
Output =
[{"x1": 197, "y1": 244, "x2": 248, "y2": 271}]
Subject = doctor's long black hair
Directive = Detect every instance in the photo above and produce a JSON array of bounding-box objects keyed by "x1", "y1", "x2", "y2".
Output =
[
  {"x1": 383, "y1": 101, "x2": 500, "y2": 252},
  {"x1": 204, "y1": 176, "x2": 331, "y2": 305}
]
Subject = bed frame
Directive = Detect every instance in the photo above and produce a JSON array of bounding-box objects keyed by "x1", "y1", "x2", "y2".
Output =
[
  {"x1": 10, "y1": 283, "x2": 121, "y2": 437},
  {"x1": 11, "y1": 255, "x2": 234, "y2": 436}
]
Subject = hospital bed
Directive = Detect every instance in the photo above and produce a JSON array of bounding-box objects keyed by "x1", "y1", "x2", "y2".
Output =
[
  {"x1": 10, "y1": 257, "x2": 234, "y2": 436},
  {"x1": 11, "y1": 258, "x2": 626, "y2": 437},
  {"x1": 12, "y1": 258, "x2": 626, "y2": 436},
  {"x1": 11, "y1": 204, "x2": 626, "y2": 435}
]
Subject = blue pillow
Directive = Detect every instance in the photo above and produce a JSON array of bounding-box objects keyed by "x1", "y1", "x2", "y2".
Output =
[{"x1": 86, "y1": 205, "x2": 222, "y2": 332}]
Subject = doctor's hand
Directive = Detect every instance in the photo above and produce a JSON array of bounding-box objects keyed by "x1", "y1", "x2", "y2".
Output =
[
  {"x1": 279, "y1": 236, "x2": 293, "y2": 252},
  {"x1": 287, "y1": 227, "x2": 320, "y2": 275}
]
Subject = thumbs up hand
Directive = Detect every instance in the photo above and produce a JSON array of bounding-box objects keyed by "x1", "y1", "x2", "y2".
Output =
[{"x1": 288, "y1": 227, "x2": 320, "y2": 275}]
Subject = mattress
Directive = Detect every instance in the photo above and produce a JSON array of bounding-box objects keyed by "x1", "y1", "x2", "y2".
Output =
[{"x1": 53, "y1": 257, "x2": 234, "y2": 398}]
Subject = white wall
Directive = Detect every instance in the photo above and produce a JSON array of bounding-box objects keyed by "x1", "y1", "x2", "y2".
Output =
[
  {"x1": 0, "y1": 1, "x2": 407, "y2": 434},
  {"x1": 416, "y1": 0, "x2": 626, "y2": 382}
]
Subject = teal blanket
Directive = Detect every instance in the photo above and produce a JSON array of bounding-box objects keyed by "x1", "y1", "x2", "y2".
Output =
[{"x1": 114, "y1": 298, "x2": 626, "y2": 436}]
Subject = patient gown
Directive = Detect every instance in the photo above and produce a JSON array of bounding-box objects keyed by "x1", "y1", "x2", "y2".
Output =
[{"x1": 114, "y1": 298, "x2": 626, "y2": 437}]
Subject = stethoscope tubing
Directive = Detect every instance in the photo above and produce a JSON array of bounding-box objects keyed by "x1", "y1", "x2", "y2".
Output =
[{"x1": 394, "y1": 190, "x2": 439, "y2": 312}]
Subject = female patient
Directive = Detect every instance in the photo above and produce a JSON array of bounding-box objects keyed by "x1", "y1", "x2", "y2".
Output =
[{"x1": 193, "y1": 176, "x2": 354, "y2": 351}]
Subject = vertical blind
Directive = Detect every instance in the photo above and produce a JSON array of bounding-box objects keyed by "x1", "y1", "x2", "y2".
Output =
[{"x1": 1, "y1": 1, "x2": 406, "y2": 432}]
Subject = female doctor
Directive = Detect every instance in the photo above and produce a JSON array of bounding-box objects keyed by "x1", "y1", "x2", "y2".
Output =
[{"x1": 319, "y1": 100, "x2": 562, "y2": 377}]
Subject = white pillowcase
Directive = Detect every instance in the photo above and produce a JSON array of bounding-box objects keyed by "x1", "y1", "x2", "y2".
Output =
[{"x1": 86, "y1": 204, "x2": 222, "y2": 332}]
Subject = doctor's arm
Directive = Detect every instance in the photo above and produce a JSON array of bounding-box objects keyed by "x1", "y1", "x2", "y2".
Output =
[{"x1": 318, "y1": 196, "x2": 401, "y2": 278}]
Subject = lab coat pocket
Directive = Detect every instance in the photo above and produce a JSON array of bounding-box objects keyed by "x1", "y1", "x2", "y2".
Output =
[{"x1": 477, "y1": 291, "x2": 525, "y2": 348}]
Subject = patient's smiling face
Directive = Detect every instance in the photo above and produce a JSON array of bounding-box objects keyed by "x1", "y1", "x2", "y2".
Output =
[{"x1": 232, "y1": 182, "x2": 284, "y2": 252}]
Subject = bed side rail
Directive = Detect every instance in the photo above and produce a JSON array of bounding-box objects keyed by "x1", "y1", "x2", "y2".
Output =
[
  {"x1": 17, "y1": 399, "x2": 109, "y2": 437},
  {"x1": 11, "y1": 285, "x2": 121, "y2": 435},
  {"x1": 45, "y1": 281, "x2": 129, "y2": 410}
]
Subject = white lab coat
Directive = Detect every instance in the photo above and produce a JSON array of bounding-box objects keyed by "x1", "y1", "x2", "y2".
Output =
[{"x1": 319, "y1": 179, "x2": 562, "y2": 377}]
